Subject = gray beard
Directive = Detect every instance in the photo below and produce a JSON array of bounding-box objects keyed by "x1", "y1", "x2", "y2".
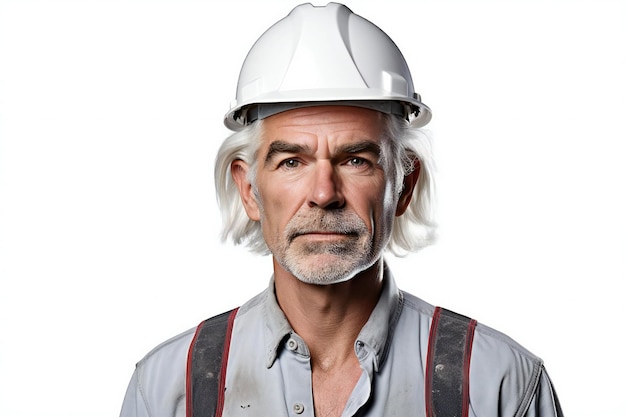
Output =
[{"x1": 276, "y1": 210, "x2": 376, "y2": 285}]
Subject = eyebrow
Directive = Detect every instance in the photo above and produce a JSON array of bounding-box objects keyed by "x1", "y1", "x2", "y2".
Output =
[
  {"x1": 264, "y1": 141, "x2": 310, "y2": 165},
  {"x1": 341, "y1": 141, "x2": 381, "y2": 157},
  {"x1": 263, "y1": 140, "x2": 382, "y2": 166}
]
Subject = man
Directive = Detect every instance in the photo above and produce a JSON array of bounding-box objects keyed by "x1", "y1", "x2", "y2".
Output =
[{"x1": 120, "y1": 3, "x2": 563, "y2": 417}]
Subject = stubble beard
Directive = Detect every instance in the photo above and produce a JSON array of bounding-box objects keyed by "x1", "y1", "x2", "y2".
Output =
[{"x1": 272, "y1": 209, "x2": 380, "y2": 285}]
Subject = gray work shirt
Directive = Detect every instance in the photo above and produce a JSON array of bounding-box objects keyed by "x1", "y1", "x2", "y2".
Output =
[{"x1": 119, "y1": 272, "x2": 563, "y2": 417}]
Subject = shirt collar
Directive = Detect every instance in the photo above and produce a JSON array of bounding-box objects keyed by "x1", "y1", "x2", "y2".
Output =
[
  {"x1": 263, "y1": 276, "x2": 293, "y2": 368},
  {"x1": 262, "y1": 266, "x2": 404, "y2": 370},
  {"x1": 355, "y1": 265, "x2": 404, "y2": 372}
]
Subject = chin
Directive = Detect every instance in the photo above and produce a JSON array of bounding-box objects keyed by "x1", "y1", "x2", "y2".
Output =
[{"x1": 288, "y1": 254, "x2": 376, "y2": 286}]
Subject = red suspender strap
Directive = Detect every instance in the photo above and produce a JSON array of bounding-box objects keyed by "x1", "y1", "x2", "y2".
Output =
[
  {"x1": 186, "y1": 308, "x2": 238, "y2": 417},
  {"x1": 425, "y1": 307, "x2": 477, "y2": 417}
]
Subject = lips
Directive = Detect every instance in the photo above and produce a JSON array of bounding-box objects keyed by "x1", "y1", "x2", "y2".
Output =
[
  {"x1": 289, "y1": 230, "x2": 358, "y2": 243},
  {"x1": 284, "y1": 209, "x2": 368, "y2": 244}
]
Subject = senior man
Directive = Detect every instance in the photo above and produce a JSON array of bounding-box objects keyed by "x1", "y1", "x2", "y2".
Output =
[{"x1": 120, "y1": 3, "x2": 563, "y2": 417}]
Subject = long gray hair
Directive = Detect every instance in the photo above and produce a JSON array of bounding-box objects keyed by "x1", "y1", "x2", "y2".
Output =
[{"x1": 214, "y1": 115, "x2": 437, "y2": 256}]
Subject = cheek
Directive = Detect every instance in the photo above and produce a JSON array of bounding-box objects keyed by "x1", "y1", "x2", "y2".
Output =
[
  {"x1": 374, "y1": 180, "x2": 399, "y2": 232},
  {"x1": 256, "y1": 178, "x2": 304, "y2": 228},
  {"x1": 345, "y1": 181, "x2": 391, "y2": 227}
]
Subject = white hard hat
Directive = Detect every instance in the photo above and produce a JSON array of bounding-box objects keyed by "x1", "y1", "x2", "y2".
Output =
[{"x1": 224, "y1": 2, "x2": 432, "y2": 131}]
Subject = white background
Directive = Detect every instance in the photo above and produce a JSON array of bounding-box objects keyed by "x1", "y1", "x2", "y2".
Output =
[{"x1": 1, "y1": 1, "x2": 624, "y2": 416}]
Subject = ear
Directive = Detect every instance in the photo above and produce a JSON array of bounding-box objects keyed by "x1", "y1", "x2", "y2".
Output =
[
  {"x1": 231, "y1": 159, "x2": 261, "y2": 221},
  {"x1": 395, "y1": 159, "x2": 420, "y2": 216}
]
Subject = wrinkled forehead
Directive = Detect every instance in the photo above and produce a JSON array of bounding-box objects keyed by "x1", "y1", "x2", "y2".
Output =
[{"x1": 260, "y1": 105, "x2": 387, "y2": 145}]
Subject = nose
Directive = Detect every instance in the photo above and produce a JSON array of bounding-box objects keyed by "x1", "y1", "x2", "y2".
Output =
[{"x1": 308, "y1": 161, "x2": 345, "y2": 209}]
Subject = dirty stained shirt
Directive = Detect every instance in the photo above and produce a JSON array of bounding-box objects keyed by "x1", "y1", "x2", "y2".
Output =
[{"x1": 119, "y1": 272, "x2": 563, "y2": 417}]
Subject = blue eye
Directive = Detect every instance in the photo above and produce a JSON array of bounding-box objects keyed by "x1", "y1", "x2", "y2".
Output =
[{"x1": 279, "y1": 158, "x2": 300, "y2": 169}]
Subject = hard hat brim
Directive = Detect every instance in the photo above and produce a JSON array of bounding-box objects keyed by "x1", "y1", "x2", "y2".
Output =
[{"x1": 224, "y1": 97, "x2": 432, "y2": 131}]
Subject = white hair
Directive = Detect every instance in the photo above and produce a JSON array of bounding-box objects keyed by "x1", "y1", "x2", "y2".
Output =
[{"x1": 214, "y1": 115, "x2": 437, "y2": 256}]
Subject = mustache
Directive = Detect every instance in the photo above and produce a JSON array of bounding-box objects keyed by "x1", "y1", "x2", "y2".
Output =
[{"x1": 285, "y1": 210, "x2": 368, "y2": 242}]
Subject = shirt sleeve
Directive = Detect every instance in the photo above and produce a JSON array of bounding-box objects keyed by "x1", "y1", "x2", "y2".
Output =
[
  {"x1": 522, "y1": 366, "x2": 564, "y2": 417},
  {"x1": 119, "y1": 368, "x2": 151, "y2": 417}
]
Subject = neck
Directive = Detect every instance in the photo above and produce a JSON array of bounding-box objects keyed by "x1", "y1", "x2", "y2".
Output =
[{"x1": 273, "y1": 258, "x2": 384, "y2": 362}]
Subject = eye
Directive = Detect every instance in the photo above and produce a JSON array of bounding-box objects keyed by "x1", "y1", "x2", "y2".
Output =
[
  {"x1": 347, "y1": 157, "x2": 369, "y2": 167},
  {"x1": 278, "y1": 158, "x2": 301, "y2": 169}
]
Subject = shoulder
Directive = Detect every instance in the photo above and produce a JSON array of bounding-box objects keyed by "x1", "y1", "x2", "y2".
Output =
[
  {"x1": 127, "y1": 307, "x2": 245, "y2": 416},
  {"x1": 123, "y1": 325, "x2": 196, "y2": 417},
  {"x1": 471, "y1": 320, "x2": 546, "y2": 416},
  {"x1": 400, "y1": 290, "x2": 542, "y2": 367},
  {"x1": 133, "y1": 326, "x2": 196, "y2": 395},
  {"x1": 400, "y1": 291, "x2": 549, "y2": 416},
  {"x1": 134, "y1": 304, "x2": 248, "y2": 381},
  {"x1": 138, "y1": 327, "x2": 196, "y2": 366}
]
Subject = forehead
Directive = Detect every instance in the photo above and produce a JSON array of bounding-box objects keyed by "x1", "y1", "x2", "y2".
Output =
[{"x1": 261, "y1": 105, "x2": 386, "y2": 143}]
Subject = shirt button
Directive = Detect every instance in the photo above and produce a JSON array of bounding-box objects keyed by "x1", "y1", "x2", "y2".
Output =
[
  {"x1": 286, "y1": 338, "x2": 298, "y2": 351},
  {"x1": 293, "y1": 403, "x2": 305, "y2": 414}
]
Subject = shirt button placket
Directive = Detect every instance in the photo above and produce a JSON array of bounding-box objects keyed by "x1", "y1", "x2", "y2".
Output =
[{"x1": 283, "y1": 335, "x2": 312, "y2": 416}]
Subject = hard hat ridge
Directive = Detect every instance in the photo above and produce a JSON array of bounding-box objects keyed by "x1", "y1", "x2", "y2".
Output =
[
  {"x1": 224, "y1": 2, "x2": 431, "y2": 131},
  {"x1": 279, "y1": 4, "x2": 365, "y2": 92}
]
